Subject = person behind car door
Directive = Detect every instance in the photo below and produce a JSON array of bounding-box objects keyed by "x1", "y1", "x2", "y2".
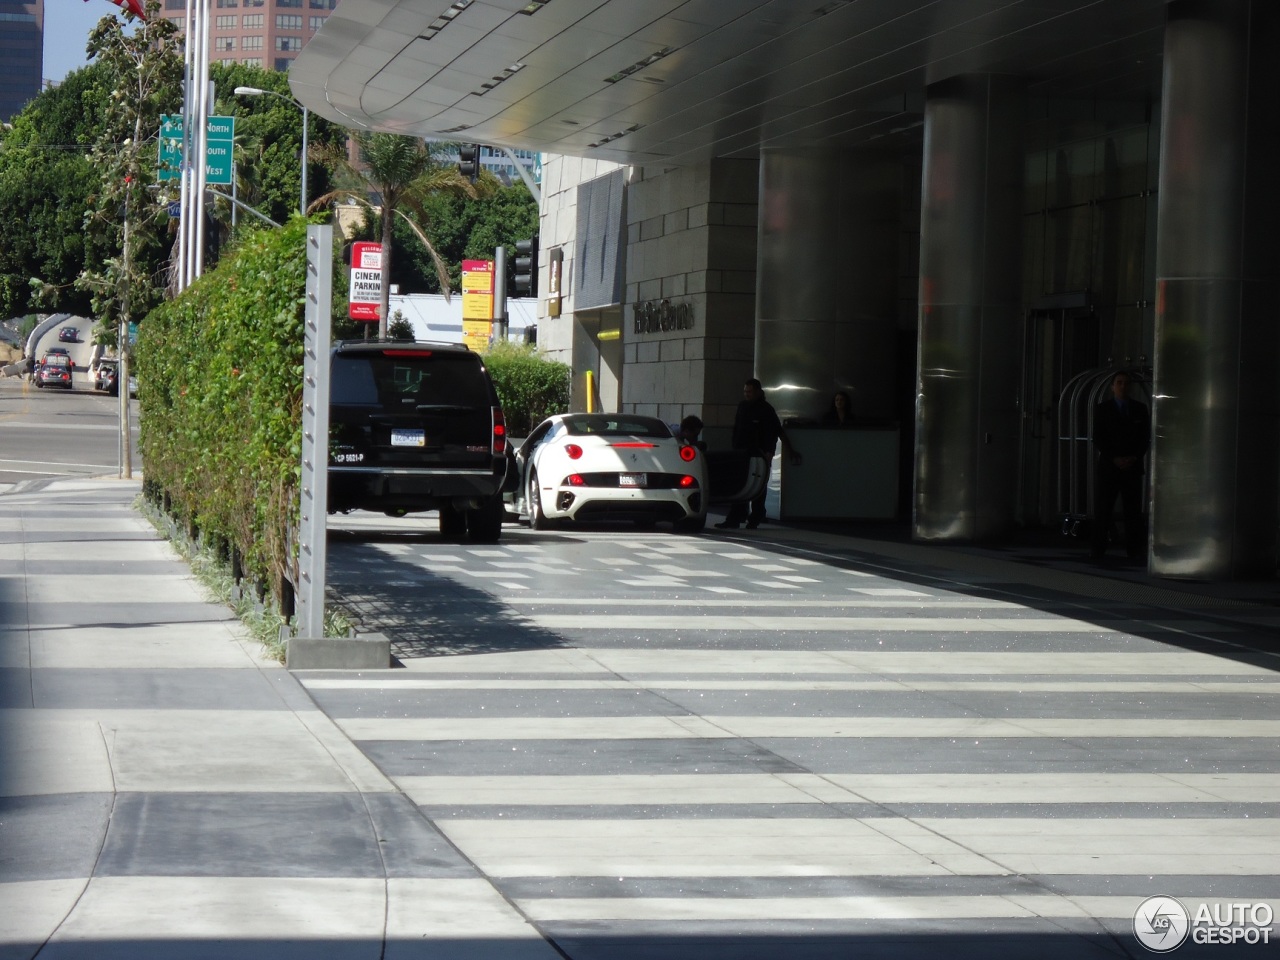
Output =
[{"x1": 715, "y1": 378, "x2": 799, "y2": 530}]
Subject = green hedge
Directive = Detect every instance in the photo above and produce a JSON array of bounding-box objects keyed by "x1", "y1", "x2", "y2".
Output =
[
  {"x1": 136, "y1": 220, "x2": 308, "y2": 602},
  {"x1": 482, "y1": 340, "x2": 570, "y2": 436},
  {"x1": 136, "y1": 223, "x2": 569, "y2": 604}
]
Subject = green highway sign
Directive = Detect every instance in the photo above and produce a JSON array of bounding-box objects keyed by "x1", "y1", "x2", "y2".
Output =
[
  {"x1": 205, "y1": 116, "x2": 234, "y2": 185},
  {"x1": 157, "y1": 115, "x2": 236, "y2": 186}
]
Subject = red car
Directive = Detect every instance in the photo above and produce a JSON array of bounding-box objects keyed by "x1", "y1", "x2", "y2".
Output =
[{"x1": 36, "y1": 355, "x2": 73, "y2": 389}]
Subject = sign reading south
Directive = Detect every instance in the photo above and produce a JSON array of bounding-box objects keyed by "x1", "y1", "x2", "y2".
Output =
[{"x1": 157, "y1": 115, "x2": 236, "y2": 186}]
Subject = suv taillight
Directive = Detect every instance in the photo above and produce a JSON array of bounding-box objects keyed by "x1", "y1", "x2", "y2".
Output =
[{"x1": 492, "y1": 407, "x2": 506, "y2": 456}]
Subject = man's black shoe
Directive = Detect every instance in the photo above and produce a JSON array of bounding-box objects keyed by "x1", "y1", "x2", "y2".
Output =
[
  {"x1": 745, "y1": 519, "x2": 761, "y2": 529},
  {"x1": 714, "y1": 520, "x2": 740, "y2": 530}
]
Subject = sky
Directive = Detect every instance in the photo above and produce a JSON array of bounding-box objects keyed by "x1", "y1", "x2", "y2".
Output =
[{"x1": 43, "y1": 1, "x2": 124, "y2": 86}]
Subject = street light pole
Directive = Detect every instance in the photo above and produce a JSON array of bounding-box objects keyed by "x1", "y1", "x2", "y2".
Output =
[{"x1": 233, "y1": 86, "x2": 308, "y2": 217}]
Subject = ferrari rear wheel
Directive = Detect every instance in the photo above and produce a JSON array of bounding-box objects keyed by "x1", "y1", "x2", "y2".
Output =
[{"x1": 528, "y1": 471, "x2": 554, "y2": 530}]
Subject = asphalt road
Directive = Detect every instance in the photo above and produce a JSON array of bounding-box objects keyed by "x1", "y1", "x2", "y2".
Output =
[{"x1": 0, "y1": 373, "x2": 138, "y2": 488}]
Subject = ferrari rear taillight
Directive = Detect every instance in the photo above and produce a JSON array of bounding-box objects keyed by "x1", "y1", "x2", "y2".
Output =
[
  {"x1": 679, "y1": 475, "x2": 697, "y2": 488},
  {"x1": 679, "y1": 445, "x2": 697, "y2": 462},
  {"x1": 567, "y1": 474, "x2": 586, "y2": 486},
  {"x1": 565, "y1": 444, "x2": 584, "y2": 460}
]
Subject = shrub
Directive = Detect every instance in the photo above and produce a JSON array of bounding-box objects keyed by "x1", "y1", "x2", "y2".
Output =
[
  {"x1": 136, "y1": 220, "x2": 307, "y2": 605},
  {"x1": 482, "y1": 340, "x2": 570, "y2": 436}
]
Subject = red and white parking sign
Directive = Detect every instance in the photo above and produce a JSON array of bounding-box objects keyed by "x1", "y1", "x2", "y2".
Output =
[{"x1": 348, "y1": 242, "x2": 383, "y2": 322}]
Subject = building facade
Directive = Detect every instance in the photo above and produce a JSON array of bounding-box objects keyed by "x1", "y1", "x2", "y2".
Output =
[
  {"x1": 0, "y1": 0, "x2": 42, "y2": 121},
  {"x1": 292, "y1": 0, "x2": 1280, "y2": 581},
  {"x1": 162, "y1": 0, "x2": 337, "y2": 71}
]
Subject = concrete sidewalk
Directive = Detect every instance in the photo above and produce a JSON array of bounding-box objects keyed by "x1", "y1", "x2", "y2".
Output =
[
  {"x1": 0, "y1": 477, "x2": 559, "y2": 960},
  {"x1": 4, "y1": 476, "x2": 1279, "y2": 959}
]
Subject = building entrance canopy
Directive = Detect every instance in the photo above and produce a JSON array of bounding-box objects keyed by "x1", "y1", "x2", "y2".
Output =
[{"x1": 290, "y1": 0, "x2": 1168, "y2": 164}]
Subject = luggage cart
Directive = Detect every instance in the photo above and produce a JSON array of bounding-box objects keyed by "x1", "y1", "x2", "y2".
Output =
[{"x1": 1057, "y1": 366, "x2": 1151, "y2": 538}]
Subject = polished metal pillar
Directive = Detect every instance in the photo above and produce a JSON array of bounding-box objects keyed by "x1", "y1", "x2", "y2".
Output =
[
  {"x1": 756, "y1": 147, "x2": 903, "y2": 423},
  {"x1": 1152, "y1": 0, "x2": 1280, "y2": 578},
  {"x1": 914, "y1": 76, "x2": 1025, "y2": 541}
]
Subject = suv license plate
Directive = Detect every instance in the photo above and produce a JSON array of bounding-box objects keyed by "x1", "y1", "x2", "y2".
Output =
[
  {"x1": 619, "y1": 473, "x2": 647, "y2": 487},
  {"x1": 391, "y1": 429, "x2": 425, "y2": 447}
]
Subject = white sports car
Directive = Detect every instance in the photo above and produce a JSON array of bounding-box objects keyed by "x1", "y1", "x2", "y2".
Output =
[{"x1": 508, "y1": 413, "x2": 708, "y2": 532}]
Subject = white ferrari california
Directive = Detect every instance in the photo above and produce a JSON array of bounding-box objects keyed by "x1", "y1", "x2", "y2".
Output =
[{"x1": 508, "y1": 413, "x2": 708, "y2": 532}]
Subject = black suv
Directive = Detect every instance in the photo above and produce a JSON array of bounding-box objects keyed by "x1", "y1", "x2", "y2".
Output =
[{"x1": 327, "y1": 341, "x2": 508, "y2": 541}]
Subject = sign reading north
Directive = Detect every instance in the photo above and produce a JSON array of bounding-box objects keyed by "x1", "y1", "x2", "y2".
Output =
[
  {"x1": 348, "y1": 242, "x2": 383, "y2": 322},
  {"x1": 157, "y1": 115, "x2": 236, "y2": 186}
]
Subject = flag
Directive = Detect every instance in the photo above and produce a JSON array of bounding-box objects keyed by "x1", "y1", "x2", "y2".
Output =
[{"x1": 89, "y1": 0, "x2": 148, "y2": 19}]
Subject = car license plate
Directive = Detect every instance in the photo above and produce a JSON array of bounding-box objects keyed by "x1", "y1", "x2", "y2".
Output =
[
  {"x1": 391, "y1": 429, "x2": 425, "y2": 447},
  {"x1": 619, "y1": 473, "x2": 647, "y2": 487}
]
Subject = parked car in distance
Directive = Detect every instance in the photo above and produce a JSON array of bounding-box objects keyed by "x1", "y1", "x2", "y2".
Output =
[
  {"x1": 95, "y1": 359, "x2": 118, "y2": 393},
  {"x1": 42, "y1": 347, "x2": 73, "y2": 370},
  {"x1": 327, "y1": 340, "x2": 508, "y2": 542},
  {"x1": 35, "y1": 355, "x2": 73, "y2": 389},
  {"x1": 58, "y1": 326, "x2": 79, "y2": 343},
  {"x1": 506, "y1": 412, "x2": 708, "y2": 532}
]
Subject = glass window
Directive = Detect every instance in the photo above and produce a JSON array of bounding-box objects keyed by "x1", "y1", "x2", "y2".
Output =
[
  {"x1": 308, "y1": 15, "x2": 324, "y2": 29},
  {"x1": 215, "y1": 15, "x2": 236, "y2": 27},
  {"x1": 275, "y1": 14, "x2": 302, "y2": 28},
  {"x1": 214, "y1": 36, "x2": 236, "y2": 50},
  {"x1": 242, "y1": 13, "x2": 262, "y2": 26},
  {"x1": 274, "y1": 35, "x2": 301, "y2": 51},
  {"x1": 564, "y1": 415, "x2": 672, "y2": 438},
  {"x1": 242, "y1": 57, "x2": 262, "y2": 67},
  {"x1": 242, "y1": 35, "x2": 263, "y2": 49}
]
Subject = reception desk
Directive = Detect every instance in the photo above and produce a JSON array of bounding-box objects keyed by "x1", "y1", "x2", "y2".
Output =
[{"x1": 780, "y1": 425, "x2": 900, "y2": 520}]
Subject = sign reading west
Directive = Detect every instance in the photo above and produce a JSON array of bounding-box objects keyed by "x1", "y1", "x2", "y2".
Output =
[{"x1": 157, "y1": 115, "x2": 236, "y2": 186}]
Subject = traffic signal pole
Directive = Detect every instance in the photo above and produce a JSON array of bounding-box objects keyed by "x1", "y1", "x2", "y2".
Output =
[{"x1": 493, "y1": 245, "x2": 509, "y2": 341}]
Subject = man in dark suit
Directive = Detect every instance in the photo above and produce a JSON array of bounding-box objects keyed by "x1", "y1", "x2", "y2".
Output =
[
  {"x1": 715, "y1": 378, "x2": 799, "y2": 530},
  {"x1": 1091, "y1": 370, "x2": 1150, "y2": 561}
]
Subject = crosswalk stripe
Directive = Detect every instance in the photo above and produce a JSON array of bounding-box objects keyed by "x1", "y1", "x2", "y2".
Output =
[
  {"x1": 336, "y1": 716, "x2": 1280, "y2": 741},
  {"x1": 392, "y1": 772, "x2": 1280, "y2": 806}
]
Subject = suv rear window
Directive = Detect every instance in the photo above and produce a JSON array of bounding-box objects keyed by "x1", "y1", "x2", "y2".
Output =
[{"x1": 332, "y1": 351, "x2": 490, "y2": 410}]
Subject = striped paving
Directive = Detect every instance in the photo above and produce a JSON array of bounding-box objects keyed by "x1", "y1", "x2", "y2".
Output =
[
  {"x1": 1, "y1": 479, "x2": 559, "y2": 959},
  {"x1": 316, "y1": 524, "x2": 1280, "y2": 958}
]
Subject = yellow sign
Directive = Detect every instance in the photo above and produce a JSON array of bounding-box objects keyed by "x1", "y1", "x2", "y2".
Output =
[
  {"x1": 461, "y1": 259, "x2": 494, "y2": 322},
  {"x1": 463, "y1": 319, "x2": 492, "y2": 352}
]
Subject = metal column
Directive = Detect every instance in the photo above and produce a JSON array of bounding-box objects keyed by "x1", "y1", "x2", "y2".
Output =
[
  {"x1": 1152, "y1": 0, "x2": 1280, "y2": 578},
  {"x1": 914, "y1": 75, "x2": 1026, "y2": 541}
]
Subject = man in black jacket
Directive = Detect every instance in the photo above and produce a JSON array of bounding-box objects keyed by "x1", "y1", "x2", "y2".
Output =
[
  {"x1": 715, "y1": 378, "x2": 799, "y2": 530},
  {"x1": 1091, "y1": 370, "x2": 1150, "y2": 560}
]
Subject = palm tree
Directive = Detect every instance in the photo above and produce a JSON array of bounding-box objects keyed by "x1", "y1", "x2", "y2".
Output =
[{"x1": 310, "y1": 133, "x2": 483, "y2": 338}]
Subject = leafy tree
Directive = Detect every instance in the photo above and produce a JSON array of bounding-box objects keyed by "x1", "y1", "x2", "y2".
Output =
[
  {"x1": 344, "y1": 179, "x2": 538, "y2": 297},
  {"x1": 210, "y1": 62, "x2": 345, "y2": 230},
  {"x1": 387, "y1": 311, "x2": 414, "y2": 341},
  {"x1": 75, "y1": 1, "x2": 184, "y2": 334},
  {"x1": 311, "y1": 133, "x2": 483, "y2": 337},
  {"x1": 75, "y1": 0, "x2": 183, "y2": 478},
  {"x1": 0, "y1": 65, "x2": 112, "y2": 317}
]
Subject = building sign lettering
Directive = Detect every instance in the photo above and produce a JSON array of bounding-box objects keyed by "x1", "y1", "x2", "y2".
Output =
[{"x1": 633, "y1": 299, "x2": 695, "y2": 335}]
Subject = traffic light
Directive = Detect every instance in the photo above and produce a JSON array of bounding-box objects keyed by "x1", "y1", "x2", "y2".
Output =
[
  {"x1": 458, "y1": 143, "x2": 481, "y2": 182},
  {"x1": 513, "y1": 237, "x2": 537, "y2": 298}
]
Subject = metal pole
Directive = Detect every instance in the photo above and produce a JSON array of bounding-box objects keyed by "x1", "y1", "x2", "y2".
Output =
[
  {"x1": 194, "y1": 0, "x2": 211, "y2": 279},
  {"x1": 493, "y1": 245, "x2": 508, "y2": 341},
  {"x1": 300, "y1": 106, "x2": 308, "y2": 217},
  {"x1": 296, "y1": 224, "x2": 332, "y2": 640},
  {"x1": 176, "y1": 0, "x2": 194, "y2": 292}
]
